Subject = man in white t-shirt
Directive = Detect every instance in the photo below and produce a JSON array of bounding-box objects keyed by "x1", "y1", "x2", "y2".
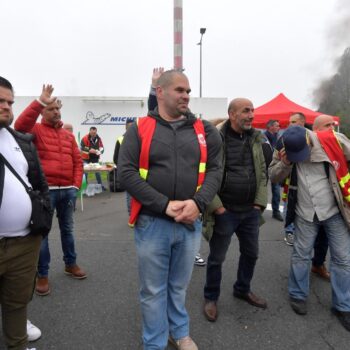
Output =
[{"x1": 0, "y1": 76, "x2": 51, "y2": 350}]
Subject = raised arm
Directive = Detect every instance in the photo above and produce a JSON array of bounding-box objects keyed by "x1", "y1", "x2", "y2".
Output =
[
  {"x1": 147, "y1": 67, "x2": 164, "y2": 112},
  {"x1": 14, "y1": 85, "x2": 56, "y2": 133}
]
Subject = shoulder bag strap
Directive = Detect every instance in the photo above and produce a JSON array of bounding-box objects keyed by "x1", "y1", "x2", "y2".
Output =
[{"x1": 0, "y1": 152, "x2": 31, "y2": 192}]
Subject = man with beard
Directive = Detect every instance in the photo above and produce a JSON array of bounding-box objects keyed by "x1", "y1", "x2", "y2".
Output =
[
  {"x1": 118, "y1": 70, "x2": 222, "y2": 350},
  {"x1": 203, "y1": 98, "x2": 268, "y2": 322},
  {"x1": 0, "y1": 76, "x2": 50, "y2": 350},
  {"x1": 15, "y1": 85, "x2": 85, "y2": 296}
]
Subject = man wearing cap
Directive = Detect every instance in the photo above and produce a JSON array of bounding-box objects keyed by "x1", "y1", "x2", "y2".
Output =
[
  {"x1": 280, "y1": 115, "x2": 331, "y2": 280},
  {"x1": 269, "y1": 125, "x2": 350, "y2": 331}
]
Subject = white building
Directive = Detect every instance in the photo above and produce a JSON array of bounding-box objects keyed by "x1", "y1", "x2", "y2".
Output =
[{"x1": 13, "y1": 96, "x2": 228, "y2": 161}]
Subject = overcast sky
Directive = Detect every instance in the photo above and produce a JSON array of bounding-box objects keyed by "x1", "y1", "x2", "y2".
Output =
[{"x1": 1, "y1": 0, "x2": 348, "y2": 109}]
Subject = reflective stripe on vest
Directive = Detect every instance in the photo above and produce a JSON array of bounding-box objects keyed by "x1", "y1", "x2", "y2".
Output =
[
  {"x1": 282, "y1": 177, "x2": 290, "y2": 202},
  {"x1": 128, "y1": 116, "x2": 207, "y2": 227},
  {"x1": 117, "y1": 136, "x2": 124, "y2": 145},
  {"x1": 317, "y1": 130, "x2": 350, "y2": 203}
]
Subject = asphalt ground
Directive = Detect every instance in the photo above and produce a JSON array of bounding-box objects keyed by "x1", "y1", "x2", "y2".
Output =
[{"x1": 1, "y1": 190, "x2": 350, "y2": 350}]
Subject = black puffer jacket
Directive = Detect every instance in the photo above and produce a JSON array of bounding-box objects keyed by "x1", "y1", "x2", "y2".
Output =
[
  {"x1": 0, "y1": 128, "x2": 50, "y2": 235},
  {"x1": 219, "y1": 126, "x2": 257, "y2": 211}
]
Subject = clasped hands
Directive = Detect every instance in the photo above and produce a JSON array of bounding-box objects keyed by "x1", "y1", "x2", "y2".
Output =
[{"x1": 165, "y1": 199, "x2": 200, "y2": 225}]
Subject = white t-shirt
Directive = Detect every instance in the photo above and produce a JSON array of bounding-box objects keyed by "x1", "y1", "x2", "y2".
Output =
[{"x1": 0, "y1": 128, "x2": 32, "y2": 237}]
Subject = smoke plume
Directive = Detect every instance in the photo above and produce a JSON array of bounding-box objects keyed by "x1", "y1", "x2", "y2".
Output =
[{"x1": 313, "y1": 0, "x2": 350, "y2": 108}]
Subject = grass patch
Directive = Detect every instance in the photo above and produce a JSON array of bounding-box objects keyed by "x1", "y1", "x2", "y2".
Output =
[{"x1": 86, "y1": 172, "x2": 108, "y2": 182}]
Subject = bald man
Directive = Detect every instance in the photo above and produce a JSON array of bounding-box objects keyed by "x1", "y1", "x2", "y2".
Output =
[
  {"x1": 307, "y1": 115, "x2": 336, "y2": 280},
  {"x1": 203, "y1": 98, "x2": 268, "y2": 322},
  {"x1": 313, "y1": 114, "x2": 336, "y2": 132},
  {"x1": 63, "y1": 123, "x2": 73, "y2": 133},
  {"x1": 118, "y1": 70, "x2": 223, "y2": 349}
]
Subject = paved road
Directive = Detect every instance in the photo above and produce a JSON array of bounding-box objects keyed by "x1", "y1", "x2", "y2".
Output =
[{"x1": 1, "y1": 191, "x2": 349, "y2": 349}]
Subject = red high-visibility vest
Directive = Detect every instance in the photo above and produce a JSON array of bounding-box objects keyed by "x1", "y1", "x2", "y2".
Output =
[
  {"x1": 317, "y1": 129, "x2": 350, "y2": 203},
  {"x1": 128, "y1": 116, "x2": 207, "y2": 227},
  {"x1": 282, "y1": 177, "x2": 290, "y2": 202}
]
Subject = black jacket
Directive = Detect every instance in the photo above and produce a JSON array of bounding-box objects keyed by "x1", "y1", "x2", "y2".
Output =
[
  {"x1": 0, "y1": 128, "x2": 50, "y2": 234},
  {"x1": 219, "y1": 125, "x2": 257, "y2": 211},
  {"x1": 118, "y1": 109, "x2": 223, "y2": 216}
]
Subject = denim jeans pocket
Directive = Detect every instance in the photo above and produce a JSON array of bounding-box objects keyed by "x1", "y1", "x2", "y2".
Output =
[
  {"x1": 135, "y1": 215, "x2": 155, "y2": 231},
  {"x1": 67, "y1": 187, "x2": 78, "y2": 198}
]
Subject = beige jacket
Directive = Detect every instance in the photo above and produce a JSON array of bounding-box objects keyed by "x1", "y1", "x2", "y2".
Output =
[{"x1": 269, "y1": 130, "x2": 350, "y2": 229}]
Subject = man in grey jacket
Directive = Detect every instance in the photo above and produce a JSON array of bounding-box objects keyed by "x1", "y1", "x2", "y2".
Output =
[
  {"x1": 269, "y1": 125, "x2": 350, "y2": 331},
  {"x1": 118, "y1": 70, "x2": 222, "y2": 350}
]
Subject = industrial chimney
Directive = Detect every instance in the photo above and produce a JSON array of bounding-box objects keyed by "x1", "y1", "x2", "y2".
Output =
[{"x1": 174, "y1": 0, "x2": 183, "y2": 70}]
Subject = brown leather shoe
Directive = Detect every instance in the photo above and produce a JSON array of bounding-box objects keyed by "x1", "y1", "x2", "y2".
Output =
[
  {"x1": 203, "y1": 299, "x2": 218, "y2": 322},
  {"x1": 311, "y1": 264, "x2": 330, "y2": 281},
  {"x1": 233, "y1": 291, "x2": 267, "y2": 309},
  {"x1": 64, "y1": 264, "x2": 87, "y2": 279},
  {"x1": 35, "y1": 276, "x2": 50, "y2": 296}
]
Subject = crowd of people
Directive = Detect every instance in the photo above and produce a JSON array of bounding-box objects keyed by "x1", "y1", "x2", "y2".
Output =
[{"x1": 1, "y1": 68, "x2": 350, "y2": 350}]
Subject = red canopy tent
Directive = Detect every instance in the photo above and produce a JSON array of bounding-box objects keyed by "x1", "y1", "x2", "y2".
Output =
[{"x1": 253, "y1": 93, "x2": 339, "y2": 129}]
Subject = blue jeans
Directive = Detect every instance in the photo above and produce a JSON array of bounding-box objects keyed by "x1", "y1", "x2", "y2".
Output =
[
  {"x1": 204, "y1": 208, "x2": 260, "y2": 301},
  {"x1": 134, "y1": 215, "x2": 201, "y2": 350},
  {"x1": 289, "y1": 213, "x2": 350, "y2": 311},
  {"x1": 38, "y1": 188, "x2": 77, "y2": 277},
  {"x1": 271, "y1": 183, "x2": 281, "y2": 213}
]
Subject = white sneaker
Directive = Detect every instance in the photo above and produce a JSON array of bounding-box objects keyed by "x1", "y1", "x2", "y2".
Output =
[
  {"x1": 194, "y1": 254, "x2": 206, "y2": 266},
  {"x1": 284, "y1": 232, "x2": 294, "y2": 246},
  {"x1": 27, "y1": 319, "x2": 41, "y2": 342},
  {"x1": 26, "y1": 348, "x2": 36, "y2": 350}
]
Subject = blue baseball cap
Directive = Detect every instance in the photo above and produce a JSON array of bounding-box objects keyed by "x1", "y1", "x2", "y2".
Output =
[{"x1": 282, "y1": 126, "x2": 310, "y2": 162}]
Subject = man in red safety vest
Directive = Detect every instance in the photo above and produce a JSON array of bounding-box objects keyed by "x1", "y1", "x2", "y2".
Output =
[{"x1": 118, "y1": 70, "x2": 222, "y2": 350}]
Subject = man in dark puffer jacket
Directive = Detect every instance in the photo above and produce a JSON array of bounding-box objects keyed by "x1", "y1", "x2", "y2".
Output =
[{"x1": 203, "y1": 98, "x2": 268, "y2": 322}]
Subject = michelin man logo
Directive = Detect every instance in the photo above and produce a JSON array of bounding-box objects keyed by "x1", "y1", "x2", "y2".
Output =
[{"x1": 83, "y1": 111, "x2": 111, "y2": 125}]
